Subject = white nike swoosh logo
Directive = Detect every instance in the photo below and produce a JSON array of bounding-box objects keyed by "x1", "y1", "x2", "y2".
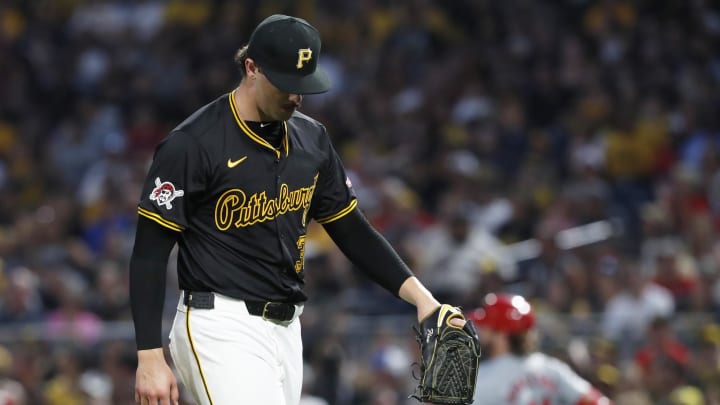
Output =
[{"x1": 260, "y1": 122, "x2": 271, "y2": 127}]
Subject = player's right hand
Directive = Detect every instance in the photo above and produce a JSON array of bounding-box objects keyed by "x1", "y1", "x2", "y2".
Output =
[{"x1": 135, "y1": 348, "x2": 180, "y2": 405}]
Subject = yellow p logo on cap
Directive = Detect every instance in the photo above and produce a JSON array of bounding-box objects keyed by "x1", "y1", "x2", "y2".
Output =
[{"x1": 296, "y1": 49, "x2": 312, "y2": 69}]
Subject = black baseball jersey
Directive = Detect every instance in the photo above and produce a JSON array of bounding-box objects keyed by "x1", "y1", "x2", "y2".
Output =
[{"x1": 137, "y1": 91, "x2": 357, "y2": 303}]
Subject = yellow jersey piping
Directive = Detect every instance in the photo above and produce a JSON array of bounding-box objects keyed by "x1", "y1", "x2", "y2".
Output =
[
  {"x1": 228, "y1": 91, "x2": 289, "y2": 159},
  {"x1": 137, "y1": 207, "x2": 184, "y2": 232},
  {"x1": 315, "y1": 199, "x2": 358, "y2": 224}
]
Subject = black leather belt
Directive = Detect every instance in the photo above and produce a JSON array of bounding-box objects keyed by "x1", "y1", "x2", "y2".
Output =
[
  {"x1": 183, "y1": 291, "x2": 296, "y2": 322},
  {"x1": 245, "y1": 301, "x2": 296, "y2": 322}
]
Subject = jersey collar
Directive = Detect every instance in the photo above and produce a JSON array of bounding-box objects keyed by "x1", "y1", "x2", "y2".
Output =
[{"x1": 228, "y1": 90, "x2": 289, "y2": 158}]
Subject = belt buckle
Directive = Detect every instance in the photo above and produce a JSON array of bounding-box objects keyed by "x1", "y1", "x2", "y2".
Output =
[{"x1": 262, "y1": 302, "x2": 273, "y2": 321}]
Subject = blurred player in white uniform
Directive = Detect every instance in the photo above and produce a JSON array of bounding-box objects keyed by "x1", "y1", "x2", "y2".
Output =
[{"x1": 468, "y1": 293, "x2": 613, "y2": 405}]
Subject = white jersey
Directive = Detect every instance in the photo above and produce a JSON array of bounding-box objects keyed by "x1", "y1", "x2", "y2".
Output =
[{"x1": 473, "y1": 353, "x2": 592, "y2": 405}]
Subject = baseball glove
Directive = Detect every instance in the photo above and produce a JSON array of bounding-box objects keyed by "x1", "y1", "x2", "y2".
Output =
[{"x1": 410, "y1": 304, "x2": 481, "y2": 404}]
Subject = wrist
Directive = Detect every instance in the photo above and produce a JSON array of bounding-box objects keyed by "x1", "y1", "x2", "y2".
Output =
[
  {"x1": 399, "y1": 277, "x2": 440, "y2": 321},
  {"x1": 137, "y1": 347, "x2": 165, "y2": 362},
  {"x1": 417, "y1": 300, "x2": 441, "y2": 321}
]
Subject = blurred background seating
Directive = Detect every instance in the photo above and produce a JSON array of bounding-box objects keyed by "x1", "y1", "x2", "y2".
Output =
[{"x1": 1, "y1": 0, "x2": 720, "y2": 403}]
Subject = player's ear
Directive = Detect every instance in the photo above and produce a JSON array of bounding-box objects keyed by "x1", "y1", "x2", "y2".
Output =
[{"x1": 245, "y1": 58, "x2": 260, "y2": 79}]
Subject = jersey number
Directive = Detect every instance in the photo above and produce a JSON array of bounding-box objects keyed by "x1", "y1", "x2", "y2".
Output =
[{"x1": 295, "y1": 235, "x2": 307, "y2": 273}]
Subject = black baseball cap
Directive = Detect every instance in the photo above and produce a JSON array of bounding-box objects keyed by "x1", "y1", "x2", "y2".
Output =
[{"x1": 247, "y1": 14, "x2": 331, "y2": 95}]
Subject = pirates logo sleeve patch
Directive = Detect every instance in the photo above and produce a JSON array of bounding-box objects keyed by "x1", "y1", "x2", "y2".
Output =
[{"x1": 149, "y1": 177, "x2": 185, "y2": 209}]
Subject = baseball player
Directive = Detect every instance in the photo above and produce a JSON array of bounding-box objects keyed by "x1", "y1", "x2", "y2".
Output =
[
  {"x1": 129, "y1": 14, "x2": 461, "y2": 405},
  {"x1": 468, "y1": 293, "x2": 613, "y2": 405}
]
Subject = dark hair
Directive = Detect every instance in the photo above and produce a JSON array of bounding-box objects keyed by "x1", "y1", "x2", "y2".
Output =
[
  {"x1": 509, "y1": 333, "x2": 530, "y2": 356},
  {"x1": 234, "y1": 45, "x2": 249, "y2": 78}
]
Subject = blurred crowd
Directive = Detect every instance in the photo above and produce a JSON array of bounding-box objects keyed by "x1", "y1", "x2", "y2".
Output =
[{"x1": 1, "y1": 0, "x2": 720, "y2": 404}]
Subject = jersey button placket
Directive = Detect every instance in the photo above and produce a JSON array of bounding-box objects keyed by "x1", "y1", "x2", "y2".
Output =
[{"x1": 274, "y1": 156, "x2": 284, "y2": 243}]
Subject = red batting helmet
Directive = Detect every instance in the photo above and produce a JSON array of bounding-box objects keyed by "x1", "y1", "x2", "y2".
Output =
[{"x1": 467, "y1": 293, "x2": 535, "y2": 334}]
